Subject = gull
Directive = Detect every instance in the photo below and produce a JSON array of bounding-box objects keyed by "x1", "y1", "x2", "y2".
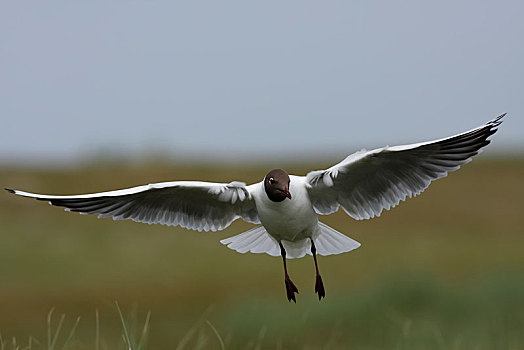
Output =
[{"x1": 6, "y1": 114, "x2": 504, "y2": 302}]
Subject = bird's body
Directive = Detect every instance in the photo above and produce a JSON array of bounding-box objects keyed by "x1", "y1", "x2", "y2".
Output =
[
  {"x1": 253, "y1": 176, "x2": 317, "y2": 243},
  {"x1": 6, "y1": 114, "x2": 505, "y2": 302}
]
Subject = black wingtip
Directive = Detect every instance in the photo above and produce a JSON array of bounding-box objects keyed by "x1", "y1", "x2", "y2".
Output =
[
  {"x1": 493, "y1": 113, "x2": 506, "y2": 124},
  {"x1": 485, "y1": 113, "x2": 506, "y2": 130},
  {"x1": 5, "y1": 188, "x2": 15, "y2": 194}
]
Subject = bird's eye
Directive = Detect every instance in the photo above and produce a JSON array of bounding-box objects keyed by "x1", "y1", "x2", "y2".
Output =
[{"x1": 269, "y1": 177, "x2": 275, "y2": 185}]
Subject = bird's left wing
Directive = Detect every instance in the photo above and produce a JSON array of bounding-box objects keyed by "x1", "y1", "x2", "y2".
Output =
[
  {"x1": 305, "y1": 114, "x2": 504, "y2": 220},
  {"x1": 6, "y1": 181, "x2": 259, "y2": 231}
]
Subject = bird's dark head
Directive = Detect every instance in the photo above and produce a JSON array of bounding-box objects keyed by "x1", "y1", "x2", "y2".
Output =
[{"x1": 264, "y1": 169, "x2": 291, "y2": 202}]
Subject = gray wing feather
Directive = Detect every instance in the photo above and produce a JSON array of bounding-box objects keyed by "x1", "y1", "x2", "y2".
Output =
[
  {"x1": 306, "y1": 114, "x2": 504, "y2": 220},
  {"x1": 7, "y1": 181, "x2": 259, "y2": 232}
]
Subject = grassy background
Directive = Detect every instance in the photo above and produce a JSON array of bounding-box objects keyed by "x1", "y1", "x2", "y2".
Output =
[{"x1": 1, "y1": 157, "x2": 523, "y2": 349}]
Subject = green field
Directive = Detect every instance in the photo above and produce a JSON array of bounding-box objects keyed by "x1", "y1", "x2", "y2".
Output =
[{"x1": 1, "y1": 158, "x2": 523, "y2": 349}]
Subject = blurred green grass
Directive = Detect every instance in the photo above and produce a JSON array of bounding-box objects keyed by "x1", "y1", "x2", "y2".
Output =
[{"x1": 0, "y1": 158, "x2": 523, "y2": 349}]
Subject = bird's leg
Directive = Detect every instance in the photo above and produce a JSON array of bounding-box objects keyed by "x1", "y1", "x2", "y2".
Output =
[
  {"x1": 280, "y1": 242, "x2": 299, "y2": 303},
  {"x1": 311, "y1": 238, "x2": 325, "y2": 300}
]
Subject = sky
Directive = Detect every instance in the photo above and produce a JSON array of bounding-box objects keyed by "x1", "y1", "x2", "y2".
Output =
[{"x1": 1, "y1": 1, "x2": 523, "y2": 166}]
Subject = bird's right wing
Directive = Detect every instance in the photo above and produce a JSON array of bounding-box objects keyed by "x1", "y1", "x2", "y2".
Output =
[{"x1": 6, "y1": 181, "x2": 260, "y2": 232}]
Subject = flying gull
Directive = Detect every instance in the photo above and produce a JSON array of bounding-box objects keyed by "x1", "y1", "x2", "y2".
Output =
[{"x1": 5, "y1": 114, "x2": 505, "y2": 302}]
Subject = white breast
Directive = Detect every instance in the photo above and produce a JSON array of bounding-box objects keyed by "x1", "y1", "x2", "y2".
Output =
[{"x1": 252, "y1": 176, "x2": 319, "y2": 242}]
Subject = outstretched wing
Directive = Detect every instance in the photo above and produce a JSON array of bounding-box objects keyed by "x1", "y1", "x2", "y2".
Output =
[
  {"x1": 6, "y1": 181, "x2": 259, "y2": 232},
  {"x1": 305, "y1": 114, "x2": 504, "y2": 220}
]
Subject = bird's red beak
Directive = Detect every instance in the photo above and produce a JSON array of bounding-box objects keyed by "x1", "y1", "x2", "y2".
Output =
[{"x1": 283, "y1": 187, "x2": 292, "y2": 200}]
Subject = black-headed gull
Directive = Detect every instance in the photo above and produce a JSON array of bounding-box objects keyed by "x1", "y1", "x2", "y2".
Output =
[{"x1": 6, "y1": 114, "x2": 504, "y2": 302}]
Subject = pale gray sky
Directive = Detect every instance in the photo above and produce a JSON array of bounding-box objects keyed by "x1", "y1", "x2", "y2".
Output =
[{"x1": 1, "y1": 1, "x2": 523, "y2": 165}]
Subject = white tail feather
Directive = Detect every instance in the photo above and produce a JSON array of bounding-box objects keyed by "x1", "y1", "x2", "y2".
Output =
[
  {"x1": 314, "y1": 222, "x2": 361, "y2": 256},
  {"x1": 220, "y1": 222, "x2": 360, "y2": 258},
  {"x1": 220, "y1": 226, "x2": 280, "y2": 256}
]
